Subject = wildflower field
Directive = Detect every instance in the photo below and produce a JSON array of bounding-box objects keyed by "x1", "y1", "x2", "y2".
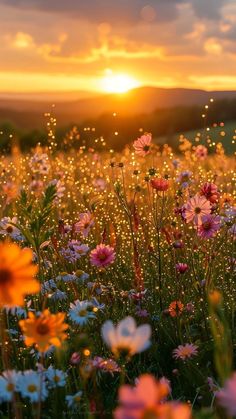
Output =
[{"x1": 0, "y1": 126, "x2": 235, "y2": 418}]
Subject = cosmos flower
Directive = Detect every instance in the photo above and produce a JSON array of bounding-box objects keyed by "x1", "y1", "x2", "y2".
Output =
[
  {"x1": 195, "y1": 144, "x2": 208, "y2": 160},
  {"x1": 176, "y1": 170, "x2": 192, "y2": 188},
  {"x1": 168, "y1": 301, "x2": 184, "y2": 317},
  {"x1": 60, "y1": 240, "x2": 89, "y2": 262},
  {"x1": 74, "y1": 212, "x2": 94, "y2": 238},
  {"x1": 114, "y1": 374, "x2": 191, "y2": 419},
  {"x1": 200, "y1": 182, "x2": 219, "y2": 203},
  {"x1": 101, "y1": 316, "x2": 151, "y2": 358},
  {"x1": 217, "y1": 372, "x2": 236, "y2": 416},
  {"x1": 133, "y1": 134, "x2": 152, "y2": 157},
  {"x1": 91, "y1": 356, "x2": 121, "y2": 374},
  {"x1": 19, "y1": 309, "x2": 68, "y2": 353},
  {"x1": 0, "y1": 242, "x2": 39, "y2": 307},
  {"x1": 173, "y1": 344, "x2": 198, "y2": 360},
  {"x1": 176, "y1": 263, "x2": 189, "y2": 274},
  {"x1": 69, "y1": 300, "x2": 96, "y2": 326},
  {"x1": 17, "y1": 370, "x2": 48, "y2": 402},
  {"x1": 90, "y1": 244, "x2": 115, "y2": 268},
  {"x1": 150, "y1": 178, "x2": 169, "y2": 192},
  {"x1": 197, "y1": 214, "x2": 221, "y2": 239},
  {"x1": 184, "y1": 194, "x2": 211, "y2": 225},
  {"x1": 0, "y1": 370, "x2": 21, "y2": 403},
  {"x1": 45, "y1": 366, "x2": 67, "y2": 388}
]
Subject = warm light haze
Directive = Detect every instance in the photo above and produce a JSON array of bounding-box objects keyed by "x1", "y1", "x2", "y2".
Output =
[{"x1": 0, "y1": 0, "x2": 236, "y2": 95}]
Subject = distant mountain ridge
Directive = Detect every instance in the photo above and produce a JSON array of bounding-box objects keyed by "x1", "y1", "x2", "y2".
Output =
[{"x1": 0, "y1": 86, "x2": 236, "y2": 129}]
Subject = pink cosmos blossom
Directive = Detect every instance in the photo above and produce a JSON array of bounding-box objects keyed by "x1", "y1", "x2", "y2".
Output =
[
  {"x1": 74, "y1": 212, "x2": 94, "y2": 238},
  {"x1": 176, "y1": 263, "x2": 188, "y2": 274},
  {"x1": 114, "y1": 374, "x2": 191, "y2": 419},
  {"x1": 217, "y1": 372, "x2": 236, "y2": 416},
  {"x1": 150, "y1": 178, "x2": 169, "y2": 192},
  {"x1": 133, "y1": 134, "x2": 152, "y2": 157},
  {"x1": 184, "y1": 194, "x2": 211, "y2": 226},
  {"x1": 200, "y1": 182, "x2": 219, "y2": 203},
  {"x1": 90, "y1": 243, "x2": 115, "y2": 268},
  {"x1": 195, "y1": 144, "x2": 208, "y2": 160},
  {"x1": 197, "y1": 214, "x2": 221, "y2": 239},
  {"x1": 173, "y1": 343, "x2": 198, "y2": 360}
]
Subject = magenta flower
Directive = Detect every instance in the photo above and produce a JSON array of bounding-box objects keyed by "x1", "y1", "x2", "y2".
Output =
[
  {"x1": 176, "y1": 263, "x2": 188, "y2": 274},
  {"x1": 90, "y1": 244, "x2": 115, "y2": 268},
  {"x1": 184, "y1": 194, "x2": 211, "y2": 225},
  {"x1": 217, "y1": 372, "x2": 236, "y2": 416},
  {"x1": 195, "y1": 144, "x2": 208, "y2": 160},
  {"x1": 200, "y1": 182, "x2": 219, "y2": 203},
  {"x1": 133, "y1": 134, "x2": 152, "y2": 157},
  {"x1": 197, "y1": 214, "x2": 221, "y2": 239}
]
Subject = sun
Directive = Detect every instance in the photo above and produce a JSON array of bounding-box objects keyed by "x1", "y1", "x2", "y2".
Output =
[{"x1": 101, "y1": 73, "x2": 140, "y2": 94}]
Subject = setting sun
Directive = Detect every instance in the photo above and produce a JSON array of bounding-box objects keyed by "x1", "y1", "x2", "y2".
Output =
[{"x1": 101, "y1": 73, "x2": 140, "y2": 94}]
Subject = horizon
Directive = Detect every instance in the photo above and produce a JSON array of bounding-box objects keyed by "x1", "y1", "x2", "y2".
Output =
[{"x1": 0, "y1": 0, "x2": 236, "y2": 94}]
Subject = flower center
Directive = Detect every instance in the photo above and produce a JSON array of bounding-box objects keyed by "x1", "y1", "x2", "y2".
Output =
[
  {"x1": 78, "y1": 309, "x2": 87, "y2": 317},
  {"x1": 6, "y1": 226, "x2": 13, "y2": 233},
  {"x1": 6, "y1": 383, "x2": 15, "y2": 392},
  {"x1": 203, "y1": 222, "x2": 211, "y2": 231},
  {"x1": 27, "y1": 384, "x2": 37, "y2": 393},
  {"x1": 194, "y1": 207, "x2": 201, "y2": 214},
  {"x1": 0, "y1": 269, "x2": 13, "y2": 285},
  {"x1": 98, "y1": 253, "x2": 107, "y2": 261},
  {"x1": 143, "y1": 145, "x2": 150, "y2": 152},
  {"x1": 36, "y1": 322, "x2": 50, "y2": 335},
  {"x1": 53, "y1": 375, "x2": 60, "y2": 383}
]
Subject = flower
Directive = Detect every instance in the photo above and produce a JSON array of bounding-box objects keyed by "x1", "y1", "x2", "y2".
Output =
[
  {"x1": 0, "y1": 242, "x2": 39, "y2": 307},
  {"x1": 66, "y1": 391, "x2": 83, "y2": 409},
  {"x1": 197, "y1": 214, "x2": 221, "y2": 239},
  {"x1": 17, "y1": 370, "x2": 48, "y2": 402},
  {"x1": 184, "y1": 194, "x2": 211, "y2": 225},
  {"x1": 217, "y1": 372, "x2": 236, "y2": 416},
  {"x1": 74, "y1": 212, "x2": 94, "y2": 237},
  {"x1": 133, "y1": 134, "x2": 152, "y2": 157},
  {"x1": 60, "y1": 240, "x2": 89, "y2": 262},
  {"x1": 114, "y1": 374, "x2": 191, "y2": 419},
  {"x1": 0, "y1": 370, "x2": 21, "y2": 403},
  {"x1": 90, "y1": 244, "x2": 115, "y2": 268},
  {"x1": 176, "y1": 170, "x2": 192, "y2": 188},
  {"x1": 168, "y1": 301, "x2": 184, "y2": 317},
  {"x1": 173, "y1": 344, "x2": 198, "y2": 360},
  {"x1": 150, "y1": 178, "x2": 169, "y2": 192},
  {"x1": 101, "y1": 316, "x2": 151, "y2": 358},
  {"x1": 195, "y1": 144, "x2": 208, "y2": 160},
  {"x1": 19, "y1": 309, "x2": 68, "y2": 353},
  {"x1": 0, "y1": 217, "x2": 23, "y2": 240},
  {"x1": 176, "y1": 263, "x2": 188, "y2": 274},
  {"x1": 200, "y1": 182, "x2": 219, "y2": 203},
  {"x1": 69, "y1": 300, "x2": 96, "y2": 325},
  {"x1": 45, "y1": 366, "x2": 67, "y2": 388}
]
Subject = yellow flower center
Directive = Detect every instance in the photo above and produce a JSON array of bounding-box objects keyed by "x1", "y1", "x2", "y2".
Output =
[
  {"x1": 6, "y1": 383, "x2": 15, "y2": 392},
  {"x1": 78, "y1": 309, "x2": 87, "y2": 317},
  {"x1": 27, "y1": 384, "x2": 37, "y2": 393},
  {"x1": 53, "y1": 375, "x2": 60, "y2": 383}
]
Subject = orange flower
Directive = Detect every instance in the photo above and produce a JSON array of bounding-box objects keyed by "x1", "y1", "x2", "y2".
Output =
[
  {"x1": 169, "y1": 301, "x2": 184, "y2": 317},
  {"x1": 19, "y1": 309, "x2": 68, "y2": 353},
  {"x1": 0, "y1": 242, "x2": 39, "y2": 307}
]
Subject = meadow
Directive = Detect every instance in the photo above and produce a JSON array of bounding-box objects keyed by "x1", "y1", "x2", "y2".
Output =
[{"x1": 0, "y1": 128, "x2": 235, "y2": 418}]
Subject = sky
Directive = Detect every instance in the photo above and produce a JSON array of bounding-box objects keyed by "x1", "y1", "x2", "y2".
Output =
[{"x1": 0, "y1": 0, "x2": 236, "y2": 94}]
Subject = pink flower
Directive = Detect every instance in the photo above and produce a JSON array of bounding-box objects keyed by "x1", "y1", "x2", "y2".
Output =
[
  {"x1": 114, "y1": 374, "x2": 191, "y2": 419},
  {"x1": 200, "y1": 182, "x2": 219, "y2": 203},
  {"x1": 150, "y1": 178, "x2": 169, "y2": 192},
  {"x1": 195, "y1": 145, "x2": 208, "y2": 160},
  {"x1": 176, "y1": 263, "x2": 188, "y2": 274},
  {"x1": 133, "y1": 134, "x2": 152, "y2": 157},
  {"x1": 173, "y1": 343, "x2": 198, "y2": 360},
  {"x1": 217, "y1": 372, "x2": 236, "y2": 416},
  {"x1": 184, "y1": 194, "x2": 211, "y2": 225},
  {"x1": 197, "y1": 214, "x2": 221, "y2": 239},
  {"x1": 74, "y1": 212, "x2": 94, "y2": 238},
  {"x1": 90, "y1": 244, "x2": 115, "y2": 268}
]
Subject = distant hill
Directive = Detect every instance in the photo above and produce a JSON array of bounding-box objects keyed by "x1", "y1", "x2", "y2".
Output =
[{"x1": 0, "y1": 86, "x2": 236, "y2": 129}]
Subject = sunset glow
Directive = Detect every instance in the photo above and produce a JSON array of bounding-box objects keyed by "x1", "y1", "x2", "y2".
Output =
[{"x1": 101, "y1": 73, "x2": 140, "y2": 94}]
